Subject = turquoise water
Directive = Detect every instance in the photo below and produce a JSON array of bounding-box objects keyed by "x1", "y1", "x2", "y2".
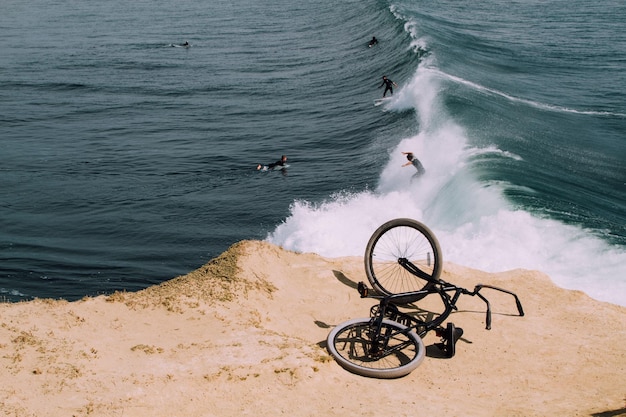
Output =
[{"x1": 1, "y1": 0, "x2": 624, "y2": 305}]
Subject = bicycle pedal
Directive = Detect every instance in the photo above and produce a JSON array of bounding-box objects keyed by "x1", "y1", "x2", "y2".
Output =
[
  {"x1": 444, "y1": 323, "x2": 463, "y2": 358},
  {"x1": 452, "y1": 327, "x2": 464, "y2": 342},
  {"x1": 357, "y1": 281, "x2": 369, "y2": 297}
]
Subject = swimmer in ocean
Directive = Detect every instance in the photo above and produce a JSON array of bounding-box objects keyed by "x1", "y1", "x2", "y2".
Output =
[{"x1": 257, "y1": 155, "x2": 287, "y2": 171}]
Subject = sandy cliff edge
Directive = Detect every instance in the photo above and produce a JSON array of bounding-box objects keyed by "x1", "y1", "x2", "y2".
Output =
[{"x1": 1, "y1": 240, "x2": 625, "y2": 417}]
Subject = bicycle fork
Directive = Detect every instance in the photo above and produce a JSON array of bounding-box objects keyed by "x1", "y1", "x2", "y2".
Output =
[{"x1": 367, "y1": 305, "x2": 413, "y2": 358}]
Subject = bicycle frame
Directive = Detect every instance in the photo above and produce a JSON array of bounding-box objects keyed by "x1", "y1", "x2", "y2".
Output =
[{"x1": 358, "y1": 258, "x2": 524, "y2": 338}]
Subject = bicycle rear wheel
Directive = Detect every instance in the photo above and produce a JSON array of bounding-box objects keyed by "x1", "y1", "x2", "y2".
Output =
[
  {"x1": 365, "y1": 218, "x2": 442, "y2": 296},
  {"x1": 327, "y1": 318, "x2": 425, "y2": 379}
]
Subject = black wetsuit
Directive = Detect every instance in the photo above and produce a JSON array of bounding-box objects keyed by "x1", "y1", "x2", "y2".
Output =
[
  {"x1": 268, "y1": 159, "x2": 286, "y2": 170},
  {"x1": 379, "y1": 78, "x2": 395, "y2": 97}
]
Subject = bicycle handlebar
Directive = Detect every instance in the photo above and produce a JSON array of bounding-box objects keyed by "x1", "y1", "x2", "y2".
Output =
[{"x1": 472, "y1": 284, "x2": 525, "y2": 330}]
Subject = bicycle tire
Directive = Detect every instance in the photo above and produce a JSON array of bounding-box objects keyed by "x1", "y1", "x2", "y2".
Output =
[
  {"x1": 327, "y1": 318, "x2": 425, "y2": 379},
  {"x1": 364, "y1": 218, "x2": 442, "y2": 296}
]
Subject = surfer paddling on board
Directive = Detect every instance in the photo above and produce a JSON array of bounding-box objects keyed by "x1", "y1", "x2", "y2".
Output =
[
  {"x1": 368, "y1": 36, "x2": 378, "y2": 47},
  {"x1": 257, "y1": 155, "x2": 288, "y2": 171},
  {"x1": 402, "y1": 152, "x2": 425, "y2": 178},
  {"x1": 378, "y1": 75, "x2": 397, "y2": 98}
]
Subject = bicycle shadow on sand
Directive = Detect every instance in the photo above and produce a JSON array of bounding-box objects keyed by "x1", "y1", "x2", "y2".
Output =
[{"x1": 313, "y1": 270, "x2": 360, "y2": 333}]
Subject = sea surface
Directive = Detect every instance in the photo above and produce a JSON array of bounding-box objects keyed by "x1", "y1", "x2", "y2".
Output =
[{"x1": 1, "y1": 0, "x2": 625, "y2": 305}]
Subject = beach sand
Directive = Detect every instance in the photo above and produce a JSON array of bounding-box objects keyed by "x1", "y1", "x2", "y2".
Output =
[{"x1": 1, "y1": 240, "x2": 625, "y2": 416}]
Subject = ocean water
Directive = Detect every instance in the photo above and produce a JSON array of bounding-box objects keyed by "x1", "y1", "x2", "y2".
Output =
[{"x1": 1, "y1": 0, "x2": 624, "y2": 305}]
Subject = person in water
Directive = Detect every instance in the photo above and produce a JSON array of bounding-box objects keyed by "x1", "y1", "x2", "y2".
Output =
[
  {"x1": 379, "y1": 76, "x2": 398, "y2": 97},
  {"x1": 402, "y1": 152, "x2": 425, "y2": 177},
  {"x1": 257, "y1": 155, "x2": 287, "y2": 171},
  {"x1": 368, "y1": 36, "x2": 378, "y2": 47}
]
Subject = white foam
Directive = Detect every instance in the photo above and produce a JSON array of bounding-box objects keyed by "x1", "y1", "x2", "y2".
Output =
[{"x1": 267, "y1": 57, "x2": 626, "y2": 307}]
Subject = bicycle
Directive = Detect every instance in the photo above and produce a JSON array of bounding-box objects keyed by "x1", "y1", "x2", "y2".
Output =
[{"x1": 327, "y1": 218, "x2": 525, "y2": 378}]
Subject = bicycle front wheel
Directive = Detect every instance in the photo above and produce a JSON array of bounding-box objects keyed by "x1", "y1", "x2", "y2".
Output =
[
  {"x1": 327, "y1": 318, "x2": 425, "y2": 379},
  {"x1": 365, "y1": 218, "x2": 442, "y2": 295}
]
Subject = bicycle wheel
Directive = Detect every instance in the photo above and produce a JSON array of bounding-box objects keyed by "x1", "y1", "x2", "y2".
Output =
[
  {"x1": 365, "y1": 218, "x2": 442, "y2": 295},
  {"x1": 327, "y1": 318, "x2": 425, "y2": 379}
]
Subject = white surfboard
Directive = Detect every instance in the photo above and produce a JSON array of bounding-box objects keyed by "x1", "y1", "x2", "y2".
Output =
[{"x1": 259, "y1": 164, "x2": 290, "y2": 172}]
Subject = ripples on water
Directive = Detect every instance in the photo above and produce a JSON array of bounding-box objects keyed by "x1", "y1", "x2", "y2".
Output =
[
  {"x1": 0, "y1": 0, "x2": 416, "y2": 300},
  {"x1": 1, "y1": 0, "x2": 624, "y2": 305}
]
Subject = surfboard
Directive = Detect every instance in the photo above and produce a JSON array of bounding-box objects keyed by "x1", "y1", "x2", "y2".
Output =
[
  {"x1": 259, "y1": 164, "x2": 290, "y2": 172},
  {"x1": 374, "y1": 97, "x2": 391, "y2": 106}
]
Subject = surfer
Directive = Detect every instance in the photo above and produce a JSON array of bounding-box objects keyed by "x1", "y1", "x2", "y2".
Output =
[
  {"x1": 379, "y1": 76, "x2": 397, "y2": 98},
  {"x1": 257, "y1": 155, "x2": 287, "y2": 171},
  {"x1": 368, "y1": 36, "x2": 378, "y2": 47},
  {"x1": 402, "y1": 152, "x2": 425, "y2": 177}
]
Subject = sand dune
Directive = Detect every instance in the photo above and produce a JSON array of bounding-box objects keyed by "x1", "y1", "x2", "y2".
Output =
[{"x1": 1, "y1": 240, "x2": 624, "y2": 416}]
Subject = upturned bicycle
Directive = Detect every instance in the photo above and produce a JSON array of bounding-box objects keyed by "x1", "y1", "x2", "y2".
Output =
[{"x1": 327, "y1": 218, "x2": 524, "y2": 378}]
